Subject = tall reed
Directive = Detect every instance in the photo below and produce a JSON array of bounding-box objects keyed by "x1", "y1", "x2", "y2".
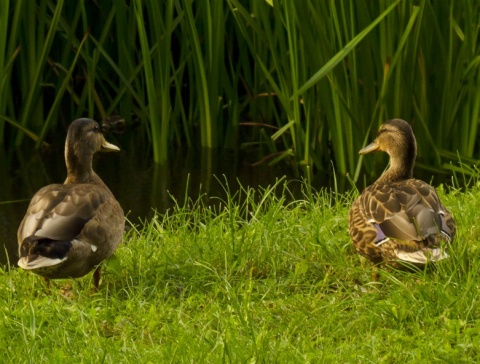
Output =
[
  {"x1": 1, "y1": 0, "x2": 479, "y2": 181},
  {"x1": 228, "y1": 0, "x2": 401, "y2": 179},
  {"x1": 134, "y1": 0, "x2": 172, "y2": 163}
]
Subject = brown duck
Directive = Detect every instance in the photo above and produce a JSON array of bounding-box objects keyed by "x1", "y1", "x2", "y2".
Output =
[
  {"x1": 349, "y1": 119, "x2": 455, "y2": 275},
  {"x1": 17, "y1": 118, "x2": 125, "y2": 289}
]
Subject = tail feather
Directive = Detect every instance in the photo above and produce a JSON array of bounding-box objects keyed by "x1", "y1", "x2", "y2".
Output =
[
  {"x1": 395, "y1": 248, "x2": 449, "y2": 264},
  {"x1": 18, "y1": 256, "x2": 67, "y2": 270}
]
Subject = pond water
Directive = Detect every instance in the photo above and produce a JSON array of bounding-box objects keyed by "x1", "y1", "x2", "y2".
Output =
[
  {"x1": 0, "y1": 127, "x2": 453, "y2": 267},
  {"x1": 0, "y1": 130, "x2": 329, "y2": 267}
]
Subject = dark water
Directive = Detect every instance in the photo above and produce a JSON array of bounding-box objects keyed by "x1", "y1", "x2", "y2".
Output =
[
  {"x1": 0, "y1": 133, "x2": 322, "y2": 266},
  {"x1": 0, "y1": 129, "x2": 455, "y2": 267}
]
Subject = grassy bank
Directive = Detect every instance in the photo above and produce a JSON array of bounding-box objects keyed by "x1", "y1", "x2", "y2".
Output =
[{"x1": 1, "y1": 180, "x2": 479, "y2": 362}]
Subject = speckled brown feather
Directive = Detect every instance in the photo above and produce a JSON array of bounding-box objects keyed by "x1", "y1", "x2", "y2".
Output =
[
  {"x1": 349, "y1": 119, "x2": 455, "y2": 270},
  {"x1": 349, "y1": 179, "x2": 455, "y2": 267}
]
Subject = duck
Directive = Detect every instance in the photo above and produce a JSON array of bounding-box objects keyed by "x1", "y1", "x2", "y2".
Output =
[
  {"x1": 17, "y1": 118, "x2": 125, "y2": 289},
  {"x1": 349, "y1": 119, "x2": 455, "y2": 277}
]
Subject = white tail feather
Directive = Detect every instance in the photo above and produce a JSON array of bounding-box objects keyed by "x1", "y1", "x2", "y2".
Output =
[
  {"x1": 18, "y1": 256, "x2": 67, "y2": 270},
  {"x1": 395, "y1": 248, "x2": 449, "y2": 264}
]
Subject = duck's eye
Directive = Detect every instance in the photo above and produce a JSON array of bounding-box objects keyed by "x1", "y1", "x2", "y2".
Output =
[
  {"x1": 378, "y1": 126, "x2": 392, "y2": 135},
  {"x1": 92, "y1": 124, "x2": 101, "y2": 133}
]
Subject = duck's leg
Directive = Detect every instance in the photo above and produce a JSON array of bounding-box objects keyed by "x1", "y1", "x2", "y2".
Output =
[
  {"x1": 93, "y1": 267, "x2": 101, "y2": 290},
  {"x1": 371, "y1": 265, "x2": 378, "y2": 282},
  {"x1": 360, "y1": 256, "x2": 379, "y2": 282}
]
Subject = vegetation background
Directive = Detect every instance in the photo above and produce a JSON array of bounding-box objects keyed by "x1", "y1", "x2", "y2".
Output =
[
  {"x1": 2, "y1": 1, "x2": 480, "y2": 361},
  {"x1": 1, "y1": 0, "x2": 479, "y2": 182}
]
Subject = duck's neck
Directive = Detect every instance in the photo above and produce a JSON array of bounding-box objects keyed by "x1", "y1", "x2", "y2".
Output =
[
  {"x1": 376, "y1": 152, "x2": 415, "y2": 184},
  {"x1": 64, "y1": 143, "x2": 96, "y2": 184}
]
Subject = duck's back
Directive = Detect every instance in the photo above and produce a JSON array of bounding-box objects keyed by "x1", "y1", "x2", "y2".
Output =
[
  {"x1": 17, "y1": 182, "x2": 124, "y2": 278},
  {"x1": 349, "y1": 179, "x2": 455, "y2": 266}
]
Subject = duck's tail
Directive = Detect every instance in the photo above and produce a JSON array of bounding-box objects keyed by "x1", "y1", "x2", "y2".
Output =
[{"x1": 395, "y1": 248, "x2": 449, "y2": 264}]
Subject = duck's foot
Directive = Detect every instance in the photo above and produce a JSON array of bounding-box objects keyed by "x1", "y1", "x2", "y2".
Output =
[{"x1": 60, "y1": 283, "x2": 74, "y2": 298}]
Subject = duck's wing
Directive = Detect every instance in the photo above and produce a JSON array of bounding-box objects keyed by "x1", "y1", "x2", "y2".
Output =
[
  {"x1": 375, "y1": 180, "x2": 454, "y2": 243},
  {"x1": 17, "y1": 184, "x2": 111, "y2": 270},
  {"x1": 18, "y1": 184, "x2": 107, "y2": 243},
  {"x1": 350, "y1": 180, "x2": 454, "y2": 265}
]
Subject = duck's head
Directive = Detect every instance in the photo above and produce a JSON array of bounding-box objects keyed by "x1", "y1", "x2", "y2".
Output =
[
  {"x1": 66, "y1": 118, "x2": 120, "y2": 155},
  {"x1": 65, "y1": 118, "x2": 120, "y2": 183},
  {"x1": 359, "y1": 119, "x2": 417, "y2": 182}
]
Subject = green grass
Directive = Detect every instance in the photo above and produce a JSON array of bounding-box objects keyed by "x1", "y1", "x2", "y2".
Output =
[{"x1": 1, "y1": 179, "x2": 480, "y2": 362}]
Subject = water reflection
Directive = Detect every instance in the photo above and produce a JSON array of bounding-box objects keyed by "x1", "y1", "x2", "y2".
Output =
[
  {"x1": 0, "y1": 135, "x2": 312, "y2": 266},
  {"x1": 0, "y1": 130, "x2": 452, "y2": 267}
]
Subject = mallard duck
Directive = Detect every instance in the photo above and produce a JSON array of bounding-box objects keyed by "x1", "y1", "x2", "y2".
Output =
[
  {"x1": 349, "y1": 119, "x2": 455, "y2": 276},
  {"x1": 17, "y1": 118, "x2": 125, "y2": 289}
]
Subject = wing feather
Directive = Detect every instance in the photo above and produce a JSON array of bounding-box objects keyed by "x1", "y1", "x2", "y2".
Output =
[
  {"x1": 360, "y1": 179, "x2": 450, "y2": 243},
  {"x1": 18, "y1": 184, "x2": 108, "y2": 243}
]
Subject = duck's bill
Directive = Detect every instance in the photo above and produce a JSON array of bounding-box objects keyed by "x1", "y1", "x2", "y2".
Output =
[
  {"x1": 359, "y1": 141, "x2": 379, "y2": 155},
  {"x1": 101, "y1": 139, "x2": 120, "y2": 152}
]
